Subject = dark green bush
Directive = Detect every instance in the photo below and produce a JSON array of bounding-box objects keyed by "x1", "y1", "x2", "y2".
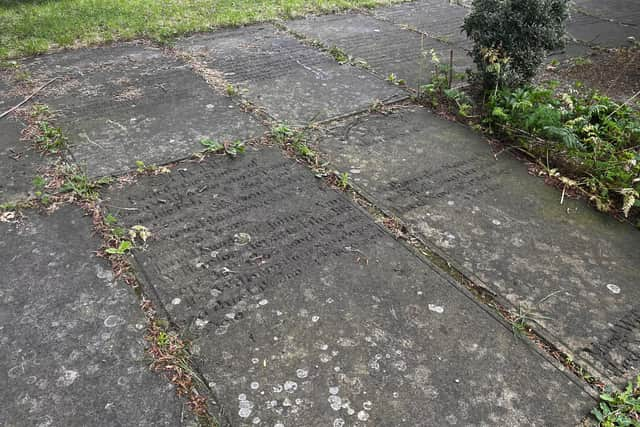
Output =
[{"x1": 463, "y1": 0, "x2": 569, "y2": 89}]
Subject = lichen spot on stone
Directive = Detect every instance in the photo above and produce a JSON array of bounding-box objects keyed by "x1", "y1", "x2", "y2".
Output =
[
  {"x1": 428, "y1": 304, "x2": 444, "y2": 314},
  {"x1": 606, "y1": 283, "x2": 621, "y2": 294}
]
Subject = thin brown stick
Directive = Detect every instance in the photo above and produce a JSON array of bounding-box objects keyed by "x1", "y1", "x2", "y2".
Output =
[
  {"x1": 606, "y1": 89, "x2": 640, "y2": 119},
  {"x1": 0, "y1": 77, "x2": 60, "y2": 119}
]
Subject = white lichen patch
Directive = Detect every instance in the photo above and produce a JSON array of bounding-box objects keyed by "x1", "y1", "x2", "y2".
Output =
[
  {"x1": 428, "y1": 304, "x2": 444, "y2": 314},
  {"x1": 103, "y1": 315, "x2": 124, "y2": 328},
  {"x1": 606, "y1": 283, "x2": 621, "y2": 294},
  {"x1": 284, "y1": 380, "x2": 298, "y2": 393},
  {"x1": 357, "y1": 410, "x2": 370, "y2": 421},
  {"x1": 238, "y1": 394, "x2": 254, "y2": 419},
  {"x1": 328, "y1": 395, "x2": 342, "y2": 411},
  {"x1": 56, "y1": 368, "x2": 79, "y2": 387}
]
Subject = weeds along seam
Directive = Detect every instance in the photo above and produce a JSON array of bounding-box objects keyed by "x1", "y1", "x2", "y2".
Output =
[
  {"x1": 169, "y1": 43, "x2": 410, "y2": 133},
  {"x1": 84, "y1": 199, "x2": 220, "y2": 426},
  {"x1": 273, "y1": 120, "x2": 606, "y2": 398},
  {"x1": 351, "y1": 182, "x2": 605, "y2": 397},
  {"x1": 1, "y1": 196, "x2": 221, "y2": 426},
  {"x1": 273, "y1": 21, "x2": 420, "y2": 94},
  {"x1": 1, "y1": 106, "x2": 222, "y2": 427}
]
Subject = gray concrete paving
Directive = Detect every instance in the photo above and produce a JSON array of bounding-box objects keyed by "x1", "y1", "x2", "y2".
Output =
[
  {"x1": 285, "y1": 13, "x2": 472, "y2": 90},
  {"x1": 25, "y1": 44, "x2": 265, "y2": 178},
  {"x1": 0, "y1": 206, "x2": 192, "y2": 426},
  {"x1": 103, "y1": 147, "x2": 594, "y2": 426},
  {"x1": 2, "y1": 1, "x2": 639, "y2": 424},
  {"x1": 310, "y1": 105, "x2": 640, "y2": 386},
  {"x1": 176, "y1": 25, "x2": 406, "y2": 125}
]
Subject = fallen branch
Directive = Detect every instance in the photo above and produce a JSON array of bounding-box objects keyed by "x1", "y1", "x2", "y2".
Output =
[{"x1": 0, "y1": 77, "x2": 60, "y2": 120}]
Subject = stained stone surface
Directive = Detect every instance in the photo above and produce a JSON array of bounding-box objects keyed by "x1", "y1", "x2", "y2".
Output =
[
  {"x1": 24, "y1": 44, "x2": 265, "y2": 178},
  {"x1": 573, "y1": 0, "x2": 640, "y2": 25},
  {"x1": 312, "y1": 106, "x2": 640, "y2": 386},
  {"x1": 373, "y1": 0, "x2": 470, "y2": 47},
  {"x1": 285, "y1": 14, "x2": 472, "y2": 90},
  {"x1": 0, "y1": 74, "x2": 21, "y2": 110},
  {"x1": 1, "y1": 76, "x2": 50, "y2": 203},
  {"x1": 176, "y1": 25, "x2": 406, "y2": 125},
  {"x1": 0, "y1": 206, "x2": 190, "y2": 426},
  {"x1": 547, "y1": 41, "x2": 593, "y2": 63},
  {"x1": 104, "y1": 148, "x2": 593, "y2": 426},
  {"x1": 0, "y1": 116, "x2": 51, "y2": 203},
  {"x1": 568, "y1": 12, "x2": 639, "y2": 47}
]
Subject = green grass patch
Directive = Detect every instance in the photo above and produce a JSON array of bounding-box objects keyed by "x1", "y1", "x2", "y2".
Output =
[{"x1": 0, "y1": 0, "x2": 402, "y2": 58}]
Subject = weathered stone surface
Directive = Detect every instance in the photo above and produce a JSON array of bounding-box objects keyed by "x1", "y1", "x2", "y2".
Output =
[
  {"x1": 285, "y1": 14, "x2": 472, "y2": 90},
  {"x1": 547, "y1": 41, "x2": 593, "y2": 63},
  {"x1": 0, "y1": 206, "x2": 189, "y2": 426},
  {"x1": 25, "y1": 44, "x2": 265, "y2": 177},
  {"x1": 0, "y1": 116, "x2": 50, "y2": 204},
  {"x1": 312, "y1": 106, "x2": 640, "y2": 386},
  {"x1": 104, "y1": 148, "x2": 593, "y2": 426},
  {"x1": 374, "y1": 0, "x2": 470, "y2": 47},
  {"x1": 573, "y1": 0, "x2": 640, "y2": 25},
  {"x1": 0, "y1": 74, "x2": 21, "y2": 110},
  {"x1": 176, "y1": 25, "x2": 406, "y2": 125},
  {"x1": 568, "y1": 12, "x2": 639, "y2": 48}
]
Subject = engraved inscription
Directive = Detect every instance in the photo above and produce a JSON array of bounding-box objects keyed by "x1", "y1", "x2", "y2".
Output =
[
  {"x1": 110, "y1": 150, "x2": 385, "y2": 328},
  {"x1": 383, "y1": 157, "x2": 502, "y2": 213},
  {"x1": 587, "y1": 309, "x2": 640, "y2": 377}
]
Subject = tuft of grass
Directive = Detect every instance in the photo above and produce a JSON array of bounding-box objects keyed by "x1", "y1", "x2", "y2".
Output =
[
  {"x1": 0, "y1": 0, "x2": 405, "y2": 59},
  {"x1": 338, "y1": 171, "x2": 349, "y2": 189}
]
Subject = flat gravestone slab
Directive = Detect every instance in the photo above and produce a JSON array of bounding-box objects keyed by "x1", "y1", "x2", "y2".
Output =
[
  {"x1": 373, "y1": 0, "x2": 470, "y2": 47},
  {"x1": 25, "y1": 45, "x2": 265, "y2": 177},
  {"x1": 573, "y1": 0, "x2": 640, "y2": 25},
  {"x1": 104, "y1": 148, "x2": 593, "y2": 426},
  {"x1": 0, "y1": 116, "x2": 51, "y2": 204},
  {"x1": 313, "y1": 106, "x2": 640, "y2": 386},
  {"x1": 0, "y1": 206, "x2": 190, "y2": 426},
  {"x1": 176, "y1": 25, "x2": 406, "y2": 125},
  {"x1": 285, "y1": 14, "x2": 472, "y2": 90},
  {"x1": 568, "y1": 12, "x2": 639, "y2": 48}
]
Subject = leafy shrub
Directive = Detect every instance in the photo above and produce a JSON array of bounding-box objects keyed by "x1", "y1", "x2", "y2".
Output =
[
  {"x1": 463, "y1": 0, "x2": 569, "y2": 89},
  {"x1": 486, "y1": 83, "x2": 640, "y2": 218}
]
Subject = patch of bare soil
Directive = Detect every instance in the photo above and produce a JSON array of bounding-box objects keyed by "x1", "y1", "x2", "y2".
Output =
[{"x1": 542, "y1": 47, "x2": 640, "y2": 103}]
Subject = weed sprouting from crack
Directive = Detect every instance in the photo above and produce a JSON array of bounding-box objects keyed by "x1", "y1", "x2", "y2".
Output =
[
  {"x1": 197, "y1": 138, "x2": 246, "y2": 159},
  {"x1": 18, "y1": 103, "x2": 69, "y2": 155},
  {"x1": 135, "y1": 160, "x2": 171, "y2": 175},
  {"x1": 51, "y1": 162, "x2": 114, "y2": 201},
  {"x1": 386, "y1": 73, "x2": 406, "y2": 86},
  {"x1": 276, "y1": 24, "x2": 370, "y2": 69},
  {"x1": 145, "y1": 312, "x2": 212, "y2": 421}
]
